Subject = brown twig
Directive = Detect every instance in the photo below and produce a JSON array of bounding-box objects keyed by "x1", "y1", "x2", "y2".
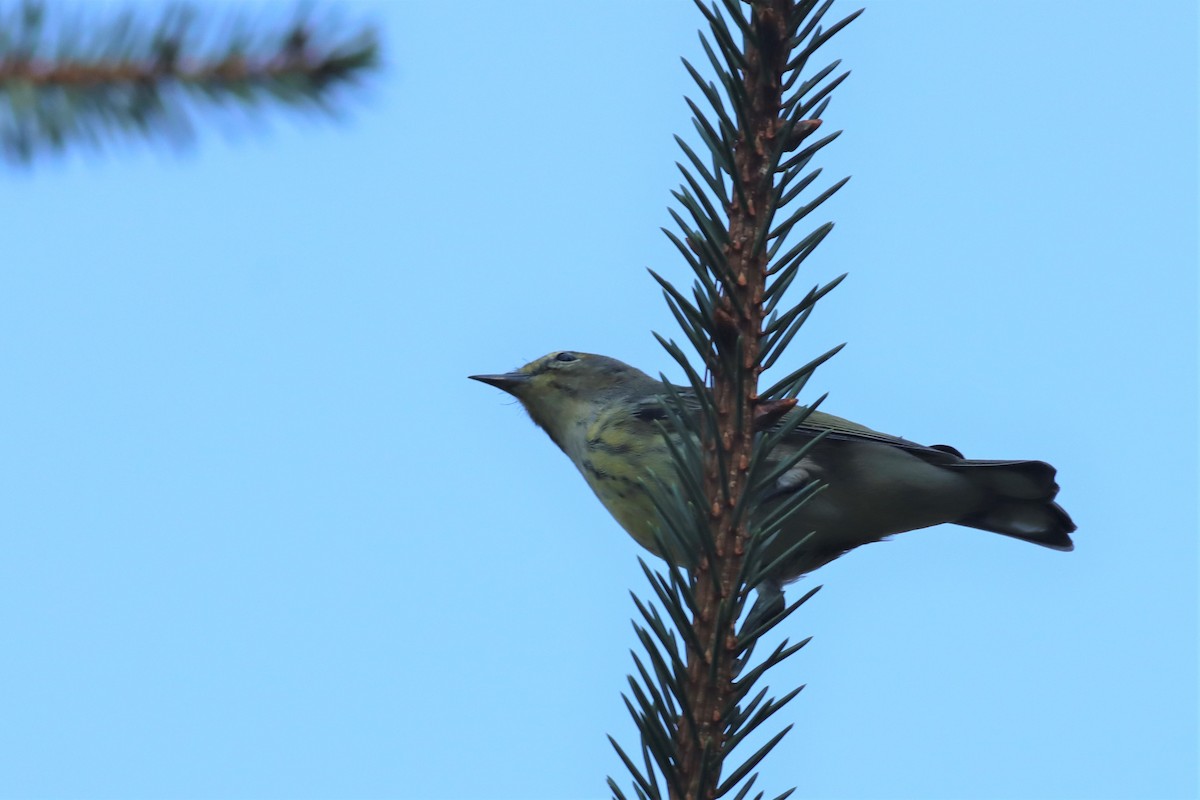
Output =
[
  {"x1": 0, "y1": 51, "x2": 358, "y2": 89},
  {"x1": 673, "y1": 3, "x2": 794, "y2": 799}
]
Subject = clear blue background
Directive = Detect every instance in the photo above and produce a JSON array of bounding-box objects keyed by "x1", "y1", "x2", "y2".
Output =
[{"x1": 1, "y1": 1, "x2": 1196, "y2": 798}]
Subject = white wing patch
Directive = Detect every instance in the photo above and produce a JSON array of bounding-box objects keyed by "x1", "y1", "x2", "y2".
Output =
[{"x1": 776, "y1": 456, "x2": 822, "y2": 491}]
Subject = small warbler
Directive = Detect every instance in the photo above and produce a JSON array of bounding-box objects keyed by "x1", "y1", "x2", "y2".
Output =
[{"x1": 471, "y1": 351, "x2": 1075, "y2": 583}]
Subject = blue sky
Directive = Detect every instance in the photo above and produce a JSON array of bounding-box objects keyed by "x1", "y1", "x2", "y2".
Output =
[{"x1": 1, "y1": 1, "x2": 1196, "y2": 798}]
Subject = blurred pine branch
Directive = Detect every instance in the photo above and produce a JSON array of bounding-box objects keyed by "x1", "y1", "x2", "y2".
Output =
[{"x1": 0, "y1": 1, "x2": 379, "y2": 163}]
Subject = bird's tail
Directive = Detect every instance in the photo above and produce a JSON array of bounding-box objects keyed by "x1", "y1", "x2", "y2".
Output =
[{"x1": 948, "y1": 459, "x2": 1076, "y2": 551}]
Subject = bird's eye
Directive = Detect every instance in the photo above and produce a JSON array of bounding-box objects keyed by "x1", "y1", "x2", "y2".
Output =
[{"x1": 555, "y1": 352, "x2": 578, "y2": 363}]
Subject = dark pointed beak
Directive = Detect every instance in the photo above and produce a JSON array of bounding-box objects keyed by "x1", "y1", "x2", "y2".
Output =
[{"x1": 469, "y1": 371, "x2": 530, "y2": 395}]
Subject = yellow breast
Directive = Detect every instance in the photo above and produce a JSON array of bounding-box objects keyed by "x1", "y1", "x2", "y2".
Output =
[{"x1": 574, "y1": 408, "x2": 677, "y2": 554}]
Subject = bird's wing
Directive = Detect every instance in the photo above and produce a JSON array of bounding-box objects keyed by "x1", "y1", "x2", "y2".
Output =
[
  {"x1": 782, "y1": 409, "x2": 967, "y2": 464},
  {"x1": 647, "y1": 388, "x2": 966, "y2": 464}
]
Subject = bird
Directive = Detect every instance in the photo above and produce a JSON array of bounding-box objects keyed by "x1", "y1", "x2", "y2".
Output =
[{"x1": 471, "y1": 350, "x2": 1075, "y2": 588}]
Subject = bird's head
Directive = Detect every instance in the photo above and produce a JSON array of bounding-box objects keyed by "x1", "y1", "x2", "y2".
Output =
[{"x1": 470, "y1": 351, "x2": 656, "y2": 450}]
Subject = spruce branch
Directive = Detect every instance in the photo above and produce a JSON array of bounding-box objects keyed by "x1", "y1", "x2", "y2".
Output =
[
  {"x1": 0, "y1": 2, "x2": 379, "y2": 163},
  {"x1": 610, "y1": 2, "x2": 859, "y2": 798}
]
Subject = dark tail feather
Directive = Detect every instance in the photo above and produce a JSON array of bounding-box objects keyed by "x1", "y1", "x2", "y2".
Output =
[
  {"x1": 958, "y1": 499, "x2": 1076, "y2": 550},
  {"x1": 948, "y1": 459, "x2": 1077, "y2": 551}
]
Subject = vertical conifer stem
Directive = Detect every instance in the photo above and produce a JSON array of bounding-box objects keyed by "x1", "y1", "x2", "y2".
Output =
[{"x1": 674, "y1": 2, "x2": 791, "y2": 798}]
